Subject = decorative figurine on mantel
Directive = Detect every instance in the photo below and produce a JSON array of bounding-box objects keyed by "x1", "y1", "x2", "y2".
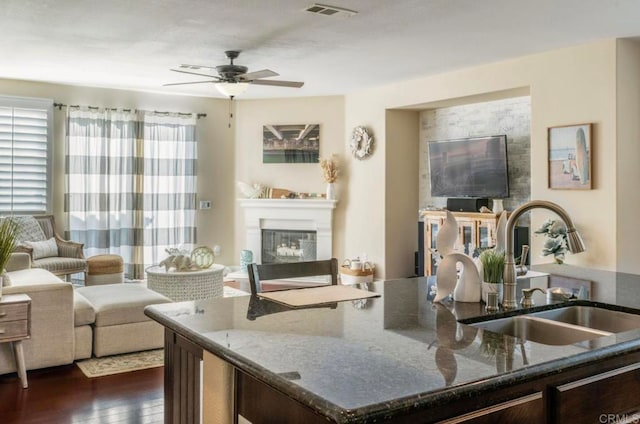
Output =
[{"x1": 237, "y1": 181, "x2": 324, "y2": 199}]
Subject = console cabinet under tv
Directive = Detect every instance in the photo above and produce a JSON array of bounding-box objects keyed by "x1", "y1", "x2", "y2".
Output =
[{"x1": 421, "y1": 210, "x2": 504, "y2": 276}]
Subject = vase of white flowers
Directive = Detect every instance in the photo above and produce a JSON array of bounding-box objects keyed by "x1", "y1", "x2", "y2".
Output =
[{"x1": 535, "y1": 219, "x2": 568, "y2": 264}]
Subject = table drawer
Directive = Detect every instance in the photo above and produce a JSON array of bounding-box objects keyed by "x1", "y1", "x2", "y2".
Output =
[
  {"x1": 0, "y1": 320, "x2": 29, "y2": 341},
  {"x1": 0, "y1": 303, "x2": 29, "y2": 323}
]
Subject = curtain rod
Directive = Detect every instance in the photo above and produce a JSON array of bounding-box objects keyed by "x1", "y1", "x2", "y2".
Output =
[{"x1": 52, "y1": 102, "x2": 206, "y2": 119}]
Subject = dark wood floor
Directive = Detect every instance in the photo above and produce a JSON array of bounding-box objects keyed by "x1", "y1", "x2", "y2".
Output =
[{"x1": 0, "y1": 364, "x2": 164, "y2": 424}]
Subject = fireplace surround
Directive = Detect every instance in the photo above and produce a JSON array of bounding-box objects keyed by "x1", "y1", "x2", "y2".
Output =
[{"x1": 238, "y1": 198, "x2": 337, "y2": 265}]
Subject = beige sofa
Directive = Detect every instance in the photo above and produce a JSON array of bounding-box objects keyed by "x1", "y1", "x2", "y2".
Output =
[
  {"x1": 0, "y1": 253, "x2": 93, "y2": 375},
  {"x1": 0, "y1": 253, "x2": 170, "y2": 376}
]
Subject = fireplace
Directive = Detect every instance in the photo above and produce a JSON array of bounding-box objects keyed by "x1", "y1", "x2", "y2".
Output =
[
  {"x1": 262, "y1": 229, "x2": 317, "y2": 264},
  {"x1": 239, "y1": 198, "x2": 337, "y2": 265}
]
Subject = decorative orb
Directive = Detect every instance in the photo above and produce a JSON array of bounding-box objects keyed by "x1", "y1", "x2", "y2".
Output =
[{"x1": 191, "y1": 246, "x2": 214, "y2": 269}]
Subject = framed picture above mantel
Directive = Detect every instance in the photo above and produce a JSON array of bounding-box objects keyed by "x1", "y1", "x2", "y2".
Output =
[
  {"x1": 263, "y1": 124, "x2": 320, "y2": 163},
  {"x1": 548, "y1": 123, "x2": 592, "y2": 190}
]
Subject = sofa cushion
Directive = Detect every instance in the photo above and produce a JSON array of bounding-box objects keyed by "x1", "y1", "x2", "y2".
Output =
[
  {"x1": 76, "y1": 284, "x2": 171, "y2": 327},
  {"x1": 6, "y1": 267, "x2": 64, "y2": 286},
  {"x1": 25, "y1": 237, "x2": 59, "y2": 260},
  {"x1": 1, "y1": 270, "x2": 11, "y2": 287},
  {"x1": 8, "y1": 216, "x2": 46, "y2": 244},
  {"x1": 32, "y1": 257, "x2": 86, "y2": 275},
  {"x1": 73, "y1": 292, "x2": 96, "y2": 326}
]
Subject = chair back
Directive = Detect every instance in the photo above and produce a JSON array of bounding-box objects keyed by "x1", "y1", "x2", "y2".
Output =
[
  {"x1": 33, "y1": 215, "x2": 57, "y2": 239},
  {"x1": 247, "y1": 258, "x2": 339, "y2": 295}
]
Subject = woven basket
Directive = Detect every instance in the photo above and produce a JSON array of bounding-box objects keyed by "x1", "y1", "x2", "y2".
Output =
[
  {"x1": 340, "y1": 260, "x2": 374, "y2": 285},
  {"x1": 146, "y1": 264, "x2": 224, "y2": 302}
]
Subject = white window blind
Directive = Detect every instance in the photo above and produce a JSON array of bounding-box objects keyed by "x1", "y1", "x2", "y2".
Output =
[{"x1": 0, "y1": 96, "x2": 53, "y2": 214}]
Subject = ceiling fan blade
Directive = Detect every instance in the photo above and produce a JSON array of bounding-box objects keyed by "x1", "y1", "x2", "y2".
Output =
[
  {"x1": 238, "y1": 69, "x2": 279, "y2": 81},
  {"x1": 179, "y1": 63, "x2": 216, "y2": 70},
  {"x1": 170, "y1": 69, "x2": 221, "y2": 79},
  {"x1": 163, "y1": 80, "x2": 216, "y2": 86},
  {"x1": 251, "y1": 79, "x2": 304, "y2": 88}
]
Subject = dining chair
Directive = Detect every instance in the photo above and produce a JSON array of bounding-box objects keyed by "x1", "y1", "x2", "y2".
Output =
[{"x1": 246, "y1": 258, "x2": 339, "y2": 295}]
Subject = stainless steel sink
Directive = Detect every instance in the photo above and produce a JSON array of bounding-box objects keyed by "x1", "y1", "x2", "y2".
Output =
[
  {"x1": 470, "y1": 315, "x2": 612, "y2": 345},
  {"x1": 467, "y1": 305, "x2": 640, "y2": 346},
  {"x1": 526, "y1": 306, "x2": 640, "y2": 333}
]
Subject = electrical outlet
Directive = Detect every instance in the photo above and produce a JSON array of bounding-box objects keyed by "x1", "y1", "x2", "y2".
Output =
[{"x1": 199, "y1": 200, "x2": 212, "y2": 209}]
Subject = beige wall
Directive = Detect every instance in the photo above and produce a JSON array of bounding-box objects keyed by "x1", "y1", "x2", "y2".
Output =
[
  {"x1": 4, "y1": 38, "x2": 638, "y2": 276},
  {"x1": 346, "y1": 39, "x2": 620, "y2": 276},
  {"x1": 385, "y1": 110, "x2": 419, "y2": 278},
  {"x1": 616, "y1": 39, "x2": 640, "y2": 273},
  {"x1": 0, "y1": 78, "x2": 237, "y2": 265},
  {"x1": 233, "y1": 96, "x2": 346, "y2": 262}
]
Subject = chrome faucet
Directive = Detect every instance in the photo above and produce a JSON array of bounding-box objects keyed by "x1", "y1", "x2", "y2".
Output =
[{"x1": 503, "y1": 200, "x2": 586, "y2": 309}]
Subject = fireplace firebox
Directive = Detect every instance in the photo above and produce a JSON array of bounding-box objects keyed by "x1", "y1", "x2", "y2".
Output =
[
  {"x1": 239, "y1": 198, "x2": 337, "y2": 265},
  {"x1": 261, "y1": 229, "x2": 317, "y2": 264}
]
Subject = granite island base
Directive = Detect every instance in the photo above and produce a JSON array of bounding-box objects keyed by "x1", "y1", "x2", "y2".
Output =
[{"x1": 145, "y1": 277, "x2": 640, "y2": 423}]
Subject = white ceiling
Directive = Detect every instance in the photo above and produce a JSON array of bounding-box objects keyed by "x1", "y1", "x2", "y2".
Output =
[{"x1": 2, "y1": 0, "x2": 640, "y2": 99}]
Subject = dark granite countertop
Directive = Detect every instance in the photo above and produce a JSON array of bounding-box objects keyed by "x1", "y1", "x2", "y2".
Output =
[{"x1": 145, "y1": 274, "x2": 640, "y2": 423}]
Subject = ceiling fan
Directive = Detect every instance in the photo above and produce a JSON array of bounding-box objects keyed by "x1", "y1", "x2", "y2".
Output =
[{"x1": 164, "y1": 50, "x2": 304, "y2": 98}]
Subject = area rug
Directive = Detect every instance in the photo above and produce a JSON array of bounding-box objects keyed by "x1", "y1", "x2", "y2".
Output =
[{"x1": 76, "y1": 349, "x2": 164, "y2": 378}]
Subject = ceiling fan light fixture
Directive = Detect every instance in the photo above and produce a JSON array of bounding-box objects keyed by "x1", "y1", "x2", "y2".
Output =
[{"x1": 215, "y1": 82, "x2": 250, "y2": 98}]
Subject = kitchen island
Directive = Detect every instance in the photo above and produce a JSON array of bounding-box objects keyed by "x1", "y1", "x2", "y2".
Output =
[{"x1": 144, "y1": 276, "x2": 640, "y2": 423}]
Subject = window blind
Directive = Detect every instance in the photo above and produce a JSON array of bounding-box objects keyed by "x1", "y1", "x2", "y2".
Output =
[{"x1": 0, "y1": 96, "x2": 53, "y2": 214}]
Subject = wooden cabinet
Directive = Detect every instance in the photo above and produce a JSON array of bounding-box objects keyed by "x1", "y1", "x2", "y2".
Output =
[
  {"x1": 439, "y1": 393, "x2": 544, "y2": 424},
  {"x1": 551, "y1": 362, "x2": 640, "y2": 423},
  {"x1": 421, "y1": 211, "x2": 503, "y2": 276}
]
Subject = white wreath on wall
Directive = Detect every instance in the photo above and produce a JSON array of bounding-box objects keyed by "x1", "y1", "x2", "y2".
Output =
[{"x1": 350, "y1": 126, "x2": 374, "y2": 160}]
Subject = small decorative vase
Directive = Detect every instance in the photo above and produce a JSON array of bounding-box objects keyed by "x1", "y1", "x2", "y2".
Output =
[
  {"x1": 240, "y1": 249, "x2": 253, "y2": 272},
  {"x1": 482, "y1": 282, "x2": 503, "y2": 304},
  {"x1": 326, "y1": 182, "x2": 336, "y2": 200},
  {"x1": 492, "y1": 199, "x2": 504, "y2": 214}
]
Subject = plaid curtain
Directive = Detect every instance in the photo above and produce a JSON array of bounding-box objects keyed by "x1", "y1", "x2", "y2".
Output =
[{"x1": 65, "y1": 108, "x2": 197, "y2": 279}]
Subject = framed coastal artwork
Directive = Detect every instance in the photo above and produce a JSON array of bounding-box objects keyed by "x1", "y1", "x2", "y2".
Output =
[
  {"x1": 548, "y1": 123, "x2": 592, "y2": 190},
  {"x1": 262, "y1": 124, "x2": 320, "y2": 163}
]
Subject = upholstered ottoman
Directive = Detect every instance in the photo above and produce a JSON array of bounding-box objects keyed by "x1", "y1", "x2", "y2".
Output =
[
  {"x1": 85, "y1": 254, "x2": 125, "y2": 286},
  {"x1": 75, "y1": 284, "x2": 171, "y2": 357}
]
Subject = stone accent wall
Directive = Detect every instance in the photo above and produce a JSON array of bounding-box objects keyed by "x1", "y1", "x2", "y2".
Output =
[{"x1": 419, "y1": 96, "x2": 531, "y2": 219}]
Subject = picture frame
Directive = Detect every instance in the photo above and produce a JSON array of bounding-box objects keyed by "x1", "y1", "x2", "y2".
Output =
[
  {"x1": 548, "y1": 123, "x2": 592, "y2": 189},
  {"x1": 263, "y1": 124, "x2": 320, "y2": 163}
]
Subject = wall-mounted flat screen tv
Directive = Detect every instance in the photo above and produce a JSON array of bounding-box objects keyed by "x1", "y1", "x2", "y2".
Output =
[{"x1": 428, "y1": 135, "x2": 509, "y2": 198}]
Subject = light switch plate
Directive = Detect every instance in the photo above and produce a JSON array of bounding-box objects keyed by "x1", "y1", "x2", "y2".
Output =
[{"x1": 199, "y1": 200, "x2": 212, "y2": 209}]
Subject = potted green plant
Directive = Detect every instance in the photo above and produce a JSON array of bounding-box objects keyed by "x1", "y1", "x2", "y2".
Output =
[
  {"x1": 479, "y1": 249, "x2": 505, "y2": 304},
  {"x1": 0, "y1": 218, "x2": 18, "y2": 299}
]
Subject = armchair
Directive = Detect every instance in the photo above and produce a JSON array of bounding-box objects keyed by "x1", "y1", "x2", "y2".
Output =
[{"x1": 11, "y1": 215, "x2": 86, "y2": 279}]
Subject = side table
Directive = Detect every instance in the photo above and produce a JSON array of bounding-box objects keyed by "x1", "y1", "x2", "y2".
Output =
[{"x1": 0, "y1": 293, "x2": 31, "y2": 388}]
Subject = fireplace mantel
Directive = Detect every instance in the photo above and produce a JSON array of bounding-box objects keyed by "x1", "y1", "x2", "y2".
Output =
[{"x1": 238, "y1": 198, "x2": 337, "y2": 264}]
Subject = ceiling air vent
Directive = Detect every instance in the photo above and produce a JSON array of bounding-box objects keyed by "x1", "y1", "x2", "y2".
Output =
[{"x1": 304, "y1": 3, "x2": 358, "y2": 18}]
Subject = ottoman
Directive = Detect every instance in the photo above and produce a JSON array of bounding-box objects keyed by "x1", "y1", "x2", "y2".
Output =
[
  {"x1": 75, "y1": 284, "x2": 172, "y2": 357},
  {"x1": 85, "y1": 254, "x2": 125, "y2": 286}
]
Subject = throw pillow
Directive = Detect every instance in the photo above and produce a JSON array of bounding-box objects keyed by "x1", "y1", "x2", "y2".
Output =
[
  {"x1": 1, "y1": 270, "x2": 11, "y2": 287},
  {"x1": 5, "y1": 216, "x2": 46, "y2": 244},
  {"x1": 25, "y1": 237, "x2": 59, "y2": 260}
]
